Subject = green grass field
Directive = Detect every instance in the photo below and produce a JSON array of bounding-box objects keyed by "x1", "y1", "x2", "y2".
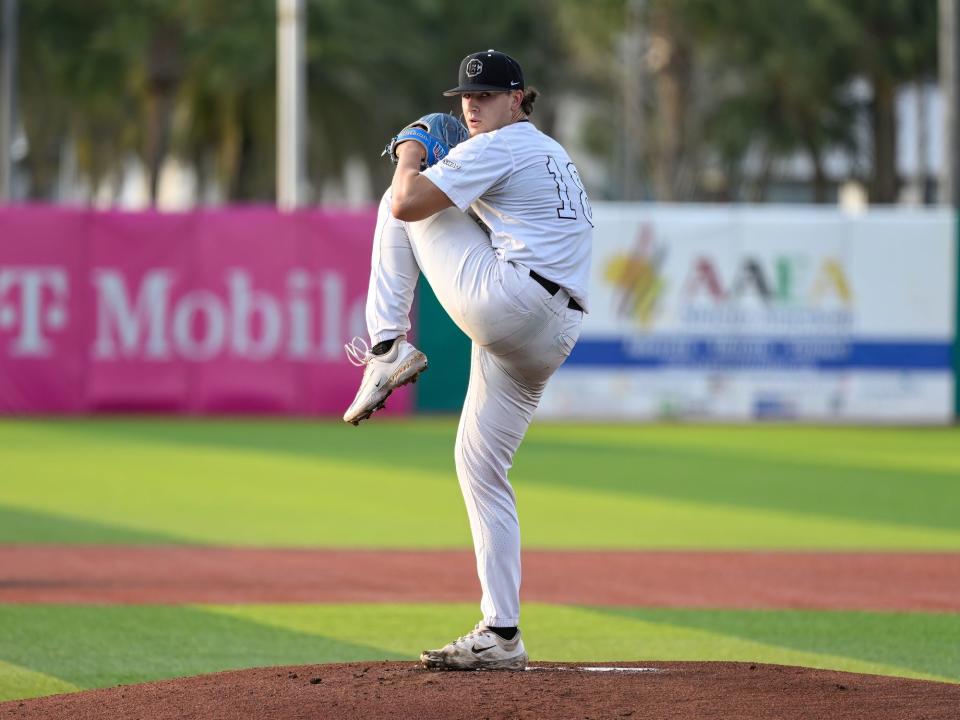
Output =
[{"x1": 1, "y1": 419, "x2": 959, "y2": 700}]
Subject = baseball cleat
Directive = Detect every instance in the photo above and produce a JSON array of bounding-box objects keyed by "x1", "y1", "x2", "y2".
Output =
[
  {"x1": 420, "y1": 624, "x2": 528, "y2": 671},
  {"x1": 343, "y1": 335, "x2": 428, "y2": 426}
]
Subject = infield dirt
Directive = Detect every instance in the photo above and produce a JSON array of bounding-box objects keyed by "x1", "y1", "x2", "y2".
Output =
[{"x1": 2, "y1": 546, "x2": 958, "y2": 610}]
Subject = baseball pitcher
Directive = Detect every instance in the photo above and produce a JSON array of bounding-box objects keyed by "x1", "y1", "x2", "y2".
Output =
[{"x1": 344, "y1": 49, "x2": 593, "y2": 670}]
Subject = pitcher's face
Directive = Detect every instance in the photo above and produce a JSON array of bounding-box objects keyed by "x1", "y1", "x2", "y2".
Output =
[{"x1": 461, "y1": 90, "x2": 522, "y2": 136}]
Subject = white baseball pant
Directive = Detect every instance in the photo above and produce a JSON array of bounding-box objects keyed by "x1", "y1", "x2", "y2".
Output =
[{"x1": 365, "y1": 189, "x2": 582, "y2": 627}]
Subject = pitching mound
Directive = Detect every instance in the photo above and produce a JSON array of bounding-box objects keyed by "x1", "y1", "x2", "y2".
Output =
[{"x1": 4, "y1": 661, "x2": 957, "y2": 720}]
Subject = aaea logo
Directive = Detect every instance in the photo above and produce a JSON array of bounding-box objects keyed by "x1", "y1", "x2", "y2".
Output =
[{"x1": 604, "y1": 224, "x2": 854, "y2": 330}]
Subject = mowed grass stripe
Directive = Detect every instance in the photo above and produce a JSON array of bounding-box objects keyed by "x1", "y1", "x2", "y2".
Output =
[
  {"x1": 2, "y1": 481, "x2": 960, "y2": 550},
  {"x1": 26, "y1": 419, "x2": 960, "y2": 474},
  {"x1": 0, "y1": 505, "x2": 183, "y2": 545},
  {"x1": 589, "y1": 607, "x2": 960, "y2": 684},
  {"x1": 1, "y1": 419, "x2": 959, "y2": 548},
  {"x1": 527, "y1": 424, "x2": 960, "y2": 475},
  {"x1": 1, "y1": 604, "x2": 956, "y2": 703},
  {"x1": 0, "y1": 660, "x2": 78, "y2": 703},
  {"x1": 516, "y1": 433, "x2": 960, "y2": 531},
  {"x1": 0, "y1": 604, "x2": 406, "y2": 700},
  {"x1": 209, "y1": 603, "x2": 960, "y2": 683}
]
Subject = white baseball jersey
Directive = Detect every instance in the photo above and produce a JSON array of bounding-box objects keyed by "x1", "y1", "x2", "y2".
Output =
[{"x1": 422, "y1": 121, "x2": 593, "y2": 312}]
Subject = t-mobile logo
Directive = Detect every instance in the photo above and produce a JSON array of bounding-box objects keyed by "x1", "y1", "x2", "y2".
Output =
[{"x1": 0, "y1": 268, "x2": 70, "y2": 357}]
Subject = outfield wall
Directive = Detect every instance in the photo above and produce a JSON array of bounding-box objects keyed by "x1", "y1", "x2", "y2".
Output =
[
  {"x1": 0, "y1": 206, "x2": 416, "y2": 415},
  {"x1": 1, "y1": 205, "x2": 956, "y2": 421},
  {"x1": 538, "y1": 205, "x2": 957, "y2": 423}
]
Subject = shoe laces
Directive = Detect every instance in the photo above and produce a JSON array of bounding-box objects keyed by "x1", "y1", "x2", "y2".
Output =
[
  {"x1": 454, "y1": 624, "x2": 489, "y2": 645},
  {"x1": 343, "y1": 337, "x2": 372, "y2": 367}
]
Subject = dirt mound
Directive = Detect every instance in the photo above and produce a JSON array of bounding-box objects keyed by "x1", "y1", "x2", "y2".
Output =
[{"x1": 4, "y1": 661, "x2": 956, "y2": 720}]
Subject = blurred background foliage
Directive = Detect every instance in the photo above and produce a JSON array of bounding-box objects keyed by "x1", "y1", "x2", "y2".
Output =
[{"x1": 11, "y1": 0, "x2": 939, "y2": 205}]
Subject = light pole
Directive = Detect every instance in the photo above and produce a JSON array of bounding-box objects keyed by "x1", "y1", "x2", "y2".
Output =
[
  {"x1": 620, "y1": 0, "x2": 645, "y2": 201},
  {"x1": 0, "y1": 0, "x2": 18, "y2": 203},
  {"x1": 941, "y1": 0, "x2": 959, "y2": 207},
  {"x1": 277, "y1": 0, "x2": 306, "y2": 210}
]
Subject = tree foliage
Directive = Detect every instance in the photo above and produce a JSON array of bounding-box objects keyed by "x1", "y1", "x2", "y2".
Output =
[
  {"x1": 554, "y1": 0, "x2": 937, "y2": 202},
  {"x1": 10, "y1": 0, "x2": 940, "y2": 205}
]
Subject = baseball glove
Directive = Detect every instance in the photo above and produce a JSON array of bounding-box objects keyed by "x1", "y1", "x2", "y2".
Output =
[{"x1": 383, "y1": 113, "x2": 469, "y2": 170}]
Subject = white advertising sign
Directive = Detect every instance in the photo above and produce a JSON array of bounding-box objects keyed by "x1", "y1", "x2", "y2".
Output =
[{"x1": 539, "y1": 205, "x2": 956, "y2": 422}]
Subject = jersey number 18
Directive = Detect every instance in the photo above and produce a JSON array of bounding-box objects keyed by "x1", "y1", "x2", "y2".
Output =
[{"x1": 546, "y1": 156, "x2": 594, "y2": 227}]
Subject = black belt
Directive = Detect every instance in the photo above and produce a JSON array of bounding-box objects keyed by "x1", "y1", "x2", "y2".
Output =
[{"x1": 529, "y1": 270, "x2": 583, "y2": 312}]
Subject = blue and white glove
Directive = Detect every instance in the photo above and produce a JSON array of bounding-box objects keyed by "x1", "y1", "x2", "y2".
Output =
[{"x1": 383, "y1": 113, "x2": 469, "y2": 170}]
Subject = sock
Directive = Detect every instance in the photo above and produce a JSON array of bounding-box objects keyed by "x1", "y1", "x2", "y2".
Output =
[
  {"x1": 371, "y1": 338, "x2": 396, "y2": 356},
  {"x1": 487, "y1": 626, "x2": 518, "y2": 641}
]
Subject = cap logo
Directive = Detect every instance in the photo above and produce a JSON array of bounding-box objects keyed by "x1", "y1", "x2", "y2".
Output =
[{"x1": 466, "y1": 59, "x2": 483, "y2": 77}]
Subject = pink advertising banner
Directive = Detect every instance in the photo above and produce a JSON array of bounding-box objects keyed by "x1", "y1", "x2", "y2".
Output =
[{"x1": 0, "y1": 206, "x2": 413, "y2": 416}]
